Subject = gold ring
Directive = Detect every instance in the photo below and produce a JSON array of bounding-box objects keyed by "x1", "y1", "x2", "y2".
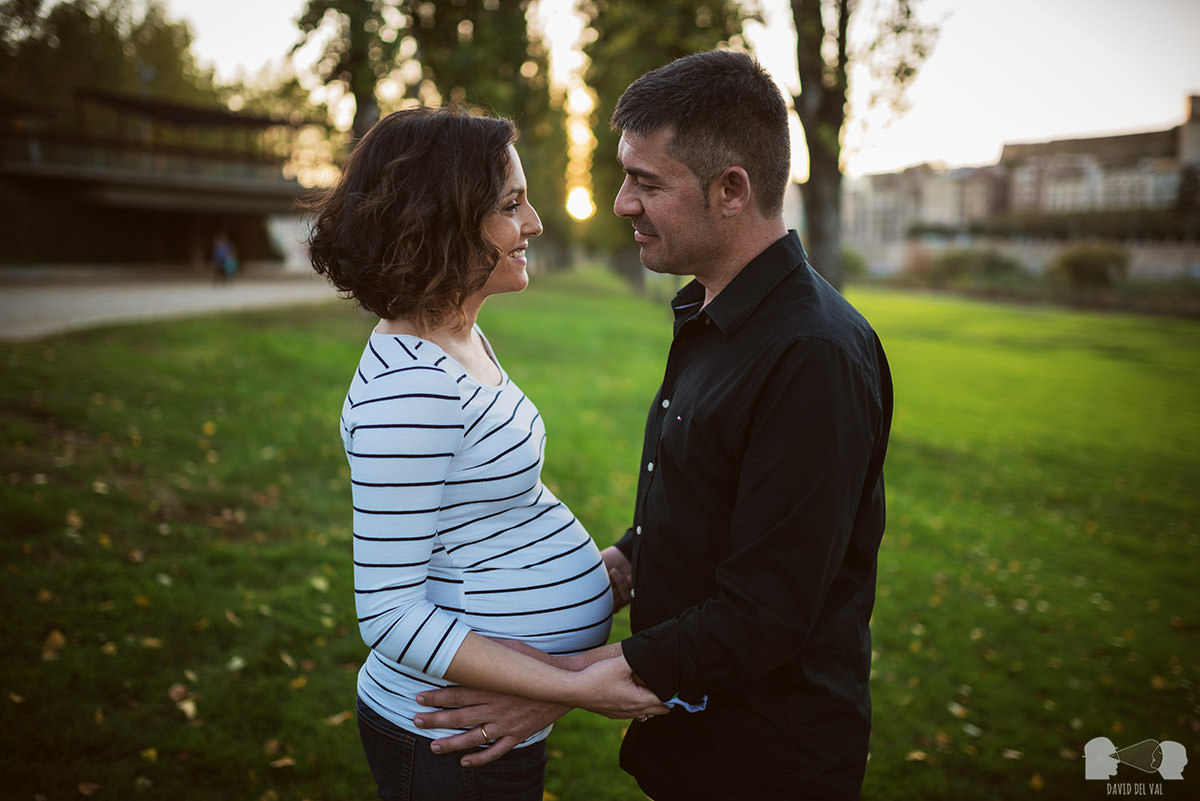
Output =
[{"x1": 480, "y1": 725, "x2": 490, "y2": 743}]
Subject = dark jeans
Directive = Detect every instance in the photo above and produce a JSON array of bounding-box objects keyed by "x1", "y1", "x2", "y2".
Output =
[{"x1": 356, "y1": 697, "x2": 547, "y2": 801}]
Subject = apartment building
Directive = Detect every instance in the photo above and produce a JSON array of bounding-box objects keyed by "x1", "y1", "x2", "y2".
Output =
[{"x1": 842, "y1": 96, "x2": 1200, "y2": 275}]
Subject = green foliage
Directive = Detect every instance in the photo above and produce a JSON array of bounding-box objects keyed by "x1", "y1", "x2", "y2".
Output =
[
  {"x1": 1, "y1": 271, "x2": 1196, "y2": 800},
  {"x1": 579, "y1": 0, "x2": 748, "y2": 263},
  {"x1": 0, "y1": 0, "x2": 220, "y2": 122},
  {"x1": 928, "y1": 247, "x2": 1026, "y2": 287},
  {"x1": 1045, "y1": 240, "x2": 1131, "y2": 288},
  {"x1": 295, "y1": 0, "x2": 408, "y2": 137},
  {"x1": 965, "y1": 210, "x2": 1198, "y2": 241},
  {"x1": 293, "y1": 0, "x2": 572, "y2": 252},
  {"x1": 406, "y1": 0, "x2": 571, "y2": 251},
  {"x1": 842, "y1": 243, "x2": 868, "y2": 282},
  {"x1": 792, "y1": 0, "x2": 939, "y2": 290}
]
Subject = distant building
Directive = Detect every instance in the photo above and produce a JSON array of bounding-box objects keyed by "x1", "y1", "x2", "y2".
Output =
[
  {"x1": 1002, "y1": 126, "x2": 1181, "y2": 213},
  {"x1": 843, "y1": 96, "x2": 1200, "y2": 276},
  {"x1": 0, "y1": 89, "x2": 315, "y2": 266}
]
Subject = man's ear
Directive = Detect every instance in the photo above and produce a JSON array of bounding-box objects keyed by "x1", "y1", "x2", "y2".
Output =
[{"x1": 712, "y1": 166, "x2": 751, "y2": 217}]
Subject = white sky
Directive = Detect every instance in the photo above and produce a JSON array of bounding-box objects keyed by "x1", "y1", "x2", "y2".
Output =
[{"x1": 161, "y1": 0, "x2": 1200, "y2": 177}]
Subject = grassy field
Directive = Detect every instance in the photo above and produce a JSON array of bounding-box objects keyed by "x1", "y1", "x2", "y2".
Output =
[{"x1": 1, "y1": 267, "x2": 1196, "y2": 800}]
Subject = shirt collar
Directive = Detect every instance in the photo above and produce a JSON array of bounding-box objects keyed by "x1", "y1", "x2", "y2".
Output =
[{"x1": 670, "y1": 231, "x2": 808, "y2": 338}]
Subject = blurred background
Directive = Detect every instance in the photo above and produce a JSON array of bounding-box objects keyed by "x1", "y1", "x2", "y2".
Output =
[
  {"x1": 2, "y1": 0, "x2": 1198, "y2": 306},
  {"x1": 2, "y1": 3, "x2": 1198, "y2": 800}
]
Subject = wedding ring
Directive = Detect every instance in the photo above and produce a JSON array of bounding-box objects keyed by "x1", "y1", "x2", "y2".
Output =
[
  {"x1": 637, "y1": 715, "x2": 649, "y2": 722},
  {"x1": 480, "y1": 725, "x2": 491, "y2": 744}
]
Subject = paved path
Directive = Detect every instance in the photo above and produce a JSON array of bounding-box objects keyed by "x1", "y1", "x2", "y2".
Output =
[{"x1": 0, "y1": 269, "x2": 343, "y2": 341}]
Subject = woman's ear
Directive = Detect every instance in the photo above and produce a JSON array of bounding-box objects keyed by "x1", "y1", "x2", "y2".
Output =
[{"x1": 712, "y1": 166, "x2": 751, "y2": 218}]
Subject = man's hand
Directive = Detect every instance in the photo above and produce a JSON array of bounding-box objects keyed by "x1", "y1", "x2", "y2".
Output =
[
  {"x1": 601, "y1": 545, "x2": 633, "y2": 611},
  {"x1": 414, "y1": 686, "x2": 566, "y2": 767}
]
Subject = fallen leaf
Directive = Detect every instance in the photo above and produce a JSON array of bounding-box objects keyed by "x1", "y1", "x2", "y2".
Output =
[
  {"x1": 168, "y1": 683, "x2": 189, "y2": 703},
  {"x1": 289, "y1": 676, "x2": 308, "y2": 690},
  {"x1": 270, "y1": 757, "x2": 295, "y2": 768},
  {"x1": 1029, "y1": 772, "x2": 1044, "y2": 791},
  {"x1": 42, "y1": 629, "x2": 66, "y2": 661},
  {"x1": 140, "y1": 748, "x2": 157, "y2": 763},
  {"x1": 226, "y1": 655, "x2": 246, "y2": 672},
  {"x1": 177, "y1": 699, "x2": 197, "y2": 720},
  {"x1": 324, "y1": 710, "x2": 352, "y2": 726},
  {"x1": 77, "y1": 783, "x2": 100, "y2": 797},
  {"x1": 1002, "y1": 749, "x2": 1024, "y2": 760}
]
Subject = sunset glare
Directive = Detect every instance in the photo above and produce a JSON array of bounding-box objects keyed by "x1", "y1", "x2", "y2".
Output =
[{"x1": 566, "y1": 186, "x2": 597, "y2": 221}]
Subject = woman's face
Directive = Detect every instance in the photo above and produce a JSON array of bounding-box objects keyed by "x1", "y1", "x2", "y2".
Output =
[{"x1": 478, "y1": 146, "x2": 542, "y2": 297}]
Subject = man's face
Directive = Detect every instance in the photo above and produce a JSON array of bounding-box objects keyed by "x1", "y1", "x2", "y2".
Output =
[{"x1": 614, "y1": 128, "x2": 721, "y2": 279}]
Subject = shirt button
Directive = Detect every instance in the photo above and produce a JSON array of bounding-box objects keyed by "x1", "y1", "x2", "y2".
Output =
[
  {"x1": 646, "y1": 462, "x2": 655, "y2": 472},
  {"x1": 635, "y1": 525, "x2": 642, "y2": 535},
  {"x1": 661, "y1": 399, "x2": 670, "y2": 409}
]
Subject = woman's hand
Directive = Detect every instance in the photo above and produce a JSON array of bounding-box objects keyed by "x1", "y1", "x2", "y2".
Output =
[{"x1": 570, "y1": 655, "x2": 670, "y2": 720}]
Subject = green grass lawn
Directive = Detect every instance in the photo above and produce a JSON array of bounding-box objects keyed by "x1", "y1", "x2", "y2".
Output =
[{"x1": 1, "y1": 268, "x2": 1196, "y2": 800}]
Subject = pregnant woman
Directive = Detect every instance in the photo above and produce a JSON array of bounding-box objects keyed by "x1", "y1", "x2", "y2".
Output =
[{"x1": 306, "y1": 106, "x2": 664, "y2": 801}]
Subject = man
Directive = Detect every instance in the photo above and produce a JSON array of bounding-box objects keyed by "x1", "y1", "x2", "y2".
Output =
[{"x1": 414, "y1": 50, "x2": 893, "y2": 800}]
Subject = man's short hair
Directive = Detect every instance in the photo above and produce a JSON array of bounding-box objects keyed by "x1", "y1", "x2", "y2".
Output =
[{"x1": 611, "y1": 50, "x2": 790, "y2": 216}]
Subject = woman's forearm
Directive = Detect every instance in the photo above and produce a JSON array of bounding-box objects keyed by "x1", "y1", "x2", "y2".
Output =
[
  {"x1": 442, "y1": 633, "x2": 665, "y2": 719},
  {"x1": 443, "y1": 632, "x2": 584, "y2": 705}
]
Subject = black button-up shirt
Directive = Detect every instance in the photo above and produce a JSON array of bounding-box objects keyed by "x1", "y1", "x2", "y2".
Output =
[{"x1": 616, "y1": 231, "x2": 893, "y2": 800}]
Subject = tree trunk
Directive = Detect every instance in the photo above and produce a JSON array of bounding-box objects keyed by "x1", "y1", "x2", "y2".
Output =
[
  {"x1": 791, "y1": 0, "x2": 850, "y2": 291},
  {"x1": 351, "y1": 88, "x2": 379, "y2": 141},
  {"x1": 801, "y1": 145, "x2": 844, "y2": 290}
]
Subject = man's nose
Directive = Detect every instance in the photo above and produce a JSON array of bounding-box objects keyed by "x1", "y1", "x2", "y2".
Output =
[{"x1": 613, "y1": 177, "x2": 639, "y2": 218}]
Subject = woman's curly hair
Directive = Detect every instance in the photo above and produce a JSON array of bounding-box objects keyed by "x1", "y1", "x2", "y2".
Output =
[{"x1": 305, "y1": 106, "x2": 518, "y2": 332}]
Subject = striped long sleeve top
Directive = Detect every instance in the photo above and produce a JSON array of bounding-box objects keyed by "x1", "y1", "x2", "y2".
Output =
[{"x1": 341, "y1": 329, "x2": 613, "y2": 744}]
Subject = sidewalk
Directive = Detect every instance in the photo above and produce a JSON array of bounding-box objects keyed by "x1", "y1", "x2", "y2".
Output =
[{"x1": 0, "y1": 266, "x2": 343, "y2": 341}]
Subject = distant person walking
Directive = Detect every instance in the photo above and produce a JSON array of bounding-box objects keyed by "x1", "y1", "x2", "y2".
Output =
[{"x1": 212, "y1": 232, "x2": 238, "y2": 283}]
